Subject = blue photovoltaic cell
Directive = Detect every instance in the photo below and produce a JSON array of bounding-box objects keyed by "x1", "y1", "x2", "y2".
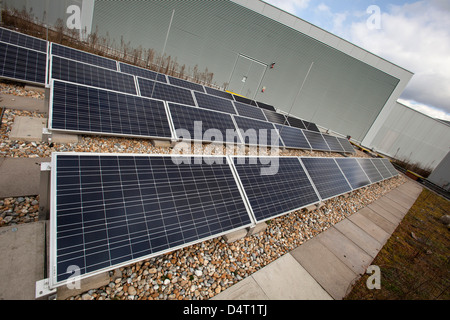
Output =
[
  {"x1": 232, "y1": 157, "x2": 320, "y2": 222},
  {"x1": 263, "y1": 109, "x2": 289, "y2": 125},
  {"x1": 335, "y1": 158, "x2": 371, "y2": 189},
  {"x1": 371, "y1": 158, "x2": 392, "y2": 180},
  {"x1": 168, "y1": 76, "x2": 204, "y2": 92},
  {"x1": 301, "y1": 157, "x2": 352, "y2": 200},
  {"x1": 357, "y1": 158, "x2": 383, "y2": 183},
  {"x1": 233, "y1": 116, "x2": 281, "y2": 147},
  {"x1": 51, "y1": 43, "x2": 117, "y2": 70},
  {"x1": 0, "y1": 27, "x2": 47, "y2": 52},
  {"x1": 337, "y1": 137, "x2": 355, "y2": 153},
  {"x1": 51, "y1": 80, "x2": 172, "y2": 139},
  {"x1": 286, "y1": 116, "x2": 306, "y2": 130},
  {"x1": 168, "y1": 103, "x2": 241, "y2": 144},
  {"x1": 302, "y1": 131, "x2": 330, "y2": 151},
  {"x1": 381, "y1": 158, "x2": 398, "y2": 177},
  {"x1": 203, "y1": 86, "x2": 234, "y2": 100},
  {"x1": 51, "y1": 56, "x2": 137, "y2": 95},
  {"x1": 233, "y1": 101, "x2": 267, "y2": 121},
  {"x1": 0, "y1": 42, "x2": 46, "y2": 84},
  {"x1": 303, "y1": 120, "x2": 320, "y2": 132},
  {"x1": 138, "y1": 77, "x2": 196, "y2": 106},
  {"x1": 322, "y1": 135, "x2": 345, "y2": 153},
  {"x1": 274, "y1": 124, "x2": 311, "y2": 150},
  {"x1": 119, "y1": 62, "x2": 167, "y2": 83},
  {"x1": 53, "y1": 153, "x2": 252, "y2": 285},
  {"x1": 194, "y1": 92, "x2": 237, "y2": 115}
]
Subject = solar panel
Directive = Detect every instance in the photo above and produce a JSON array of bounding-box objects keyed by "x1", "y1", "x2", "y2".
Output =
[
  {"x1": 301, "y1": 158, "x2": 352, "y2": 200},
  {"x1": 168, "y1": 103, "x2": 241, "y2": 144},
  {"x1": 337, "y1": 137, "x2": 355, "y2": 153},
  {"x1": 50, "y1": 80, "x2": 173, "y2": 140},
  {"x1": 0, "y1": 42, "x2": 47, "y2": 85},
  {"x1": 357, "y1": 158, "x2": 383, "y2": 183},
  {"x1": 302, "y1": 131, "x2": 331, "y2": 151},
  {"x1": 138, "y1": 77, "x2": 195, "y2": 106},
  {"x1": 50, "y1": 153, "x2": 253, "y2": 287},
  {"x1": 233, "y1": 101, "x2": 267, "y2": 121},
  {"x1": 233, "y1": 116, "x2": 281, "y2": 147},
  {"x1": 193, "y1": 91, "x2": 237, "y2": 114},
  {"x1": 0, "y1": 27, "x2": 47, "y2": 52},
  {"x1": 371, "y1": 158, "x2": 391, "y2": 180},
  {"x1": 381, "y1": 158, "x2": 398, "y2": 177},
  {"x1": 167, "y1": 76, "x2": 205, "y2": 92},
  {"x1": 274, "y1": 124, "x2": 311, "y2": 150},
  {"x1": 232, "y1": 156, "x2": 320, "y2": 222},
  {"x1": 303, "y1": 120, "x2": 320, "y2": 132},
  {"x1": 51, "y1": 56, "x2": 137, "y2": 95},
  {"x1": 51, "y1": 43, "x2": 117, "y2": 70},
  {"x1": 262, "y1": 109, "x2": 289, "y2": 125},
  {"x1": 335, "y1": 158, "x2": 371, "y2": 190},
  {"x1": 255, "y1": 101, "x2": 276, "y2": 112},
  {"x1": 286, "y1": 116, "x2": 306, "y2": 130},
  {"x1": 203, "y1": 86, "x2": 234, "y2": 100},
  {"x1": 233, "y1": 95, "x2": 253, "y2": 105},
  {"x1": 322, "y1": 135, "x2": 345, "y2": 153},
  {"x1": 119, "y1": 62, "x2": 167, "y2": 83}
]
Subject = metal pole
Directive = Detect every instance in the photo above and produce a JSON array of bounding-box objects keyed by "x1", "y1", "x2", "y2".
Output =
[
  {"x1": 150, "y1": 9, "x2": 175, "y2": 99},
  {"x1": 279, "y1": 61, "x2": 314, "y2": 134}
]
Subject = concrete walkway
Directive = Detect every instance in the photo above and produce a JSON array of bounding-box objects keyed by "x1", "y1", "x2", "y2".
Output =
[{"x1": 213, "y1": 179, "x2": 423, "y2": 300}]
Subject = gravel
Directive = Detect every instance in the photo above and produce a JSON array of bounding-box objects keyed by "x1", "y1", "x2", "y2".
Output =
[{"x1": 0, "y1": 82, "x2": 407, "y2": 299}]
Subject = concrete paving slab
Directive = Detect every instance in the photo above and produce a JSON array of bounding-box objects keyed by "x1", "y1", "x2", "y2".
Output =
[
  {"x1": 0, "y1": 157, "x2": 51, "y2": 198},
  {"x1": 316, "y1": 227, "x2": 373, "y2": 276},
  {"x1": 375, "y1": 197, "x2": 407, "y2": 219},
  {"x1": 0, "y1": 94, "x2": 46, "y2": 113},
  {"x1": 334, "y1": 218, "x2": 383, "y2": 258},
  {"x1": 348, "y1": 210, "x2": 391, "y2": 245},
  {"x1": 367, "y1": 201, "x2": 401, "y2": 224},
  {"x1": 357, "y1": 206, "x2": 397, "y2": 235},
  {"x1": 384, "y1": 189, "x2": 417, "y2": 210},
  {"x1": 212, "y1": 276, "x2": 269, "y2": 300},
  {"x1": 290, "y1": 238, "x2": 357, "y2": 300},
  {"x1": 9, "y1": 116, "x2": 47, "y2": 142},
  {"x1": 0, "y1": 221, "x2": 46, "y2": 300},
  {"x1": 250, "y1": 253, "x2": 332, "y2": 300}
]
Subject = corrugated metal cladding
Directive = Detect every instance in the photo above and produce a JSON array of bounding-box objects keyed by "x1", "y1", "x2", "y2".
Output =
[
  {"x1": 90, "y1": 0, "x2": 400, "y2": 142},
  {"x1": 370, "y1": 102, "x2": 450, "y2": 171}
]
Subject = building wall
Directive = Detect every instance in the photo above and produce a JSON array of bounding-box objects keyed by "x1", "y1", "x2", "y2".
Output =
[
  {"x1": 369, "y1": 102, "x2": 450, "y2": 171},
  {"x1": 2, "y1": 0, "x2": 413, "y2": 144},
  {"x1": 428, "y1": 151, "x2": 450, "y2": 191}
]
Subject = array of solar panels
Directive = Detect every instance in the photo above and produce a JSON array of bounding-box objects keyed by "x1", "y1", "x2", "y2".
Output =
[
  {"x1": 50, "y1": 153, "x2": 397, "y2": 287},
  {"x1": 0, "y1": 27, "x2": 355, "y2": 154}
]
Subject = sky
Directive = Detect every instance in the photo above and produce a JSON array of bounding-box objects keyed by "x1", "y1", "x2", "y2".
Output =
[{"x1": 263, "y1": 0, "x2": 450, "y2": 121}]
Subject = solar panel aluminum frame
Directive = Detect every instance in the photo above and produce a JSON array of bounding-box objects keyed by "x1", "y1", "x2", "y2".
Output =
[
  {"x1": 0, "y1": 41, "x2": 48, "y2": 87},
  {"x1": 232, "y1": 115, "x2": 286, "y2": 149},
  {"x1": 166, "y1": 102, "x2": 243, "y2": 145},
  {"x1": 335, "y1": 157, "x2": 372, "y2": 192},
  {"x1": 230, "y1": 156, "x2": 321, "y2": 224},
  {"x1": 50, "y1": 42, "x2": 118, "y2": 71},
  {"x1": 137, "y1": 76, "x2": 197, "y2": 106},
  {"x1": 274, "y1": 124, "x2": 312, "y2": 151},
  {"x1": 48, "y1": 79, "x2": 177, "y2": 142},
  {"x1": 299, "y1": 156, "x2": 354, "y2": 202},
  {"x1": 370, "y1": 158, "x2": 395, "y2": 182},
  {"x1": 381, "y1": 158, "x2": 399, "y2": 177},
  {"x1": 48, "y1": 152, "x2": 256, "y2": 288},
  {"x1": 193, "y1": 91, "x2": 239, "y2": 115}
]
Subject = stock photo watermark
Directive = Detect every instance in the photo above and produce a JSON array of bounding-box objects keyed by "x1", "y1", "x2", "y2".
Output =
[
  {"x1": 366, "y1": 265, "x2": 381, "y2": 290},
  {"x1": 367, "y1": 5, "x2": 382, "y2": 30}
]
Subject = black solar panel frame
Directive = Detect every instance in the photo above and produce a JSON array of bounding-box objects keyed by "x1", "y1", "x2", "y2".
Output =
[{"x1": 49, "y1": 153, "x2": 254, "y2": 287}]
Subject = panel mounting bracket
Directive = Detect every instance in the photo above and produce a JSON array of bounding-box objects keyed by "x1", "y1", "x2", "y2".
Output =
[{"x1": 35, "y1": 278, "x2": 57, "y2": 299}]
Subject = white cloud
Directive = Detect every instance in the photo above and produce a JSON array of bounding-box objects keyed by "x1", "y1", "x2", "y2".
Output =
[
  {"x1": 348, "y1": 1, "x2": 450, "y2": 117},
  {"x1": 263, "y1": 0, "x2": 311, "y2": 15},
  {"x1": 398, "y1": 99, "x2": 450, "y2": 121}
]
